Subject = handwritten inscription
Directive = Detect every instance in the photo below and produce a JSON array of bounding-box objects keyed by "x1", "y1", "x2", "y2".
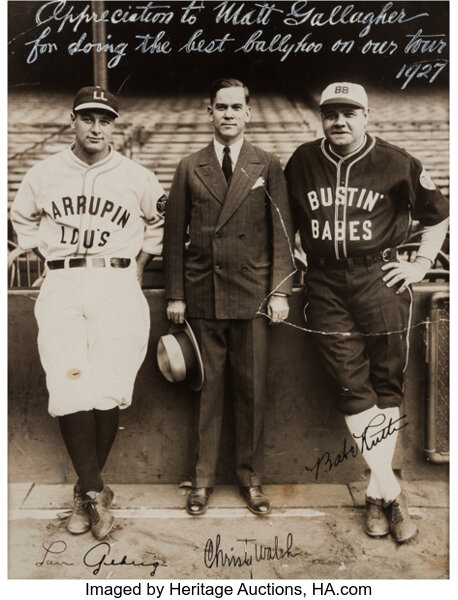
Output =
[
  {"x1": 353, "y1": 412, "x2": 408, "y2": 453},
  {"x1": 305, "y1": 413, "x2": 408, "y2": 480},
  {"x1": 24, "y1": 26, "x2": 58, "y2": 64},
  {"x1": 204, "y1": 533, "x2": 299, "y2": 568},
  {"x1": 35, "y1": 1, "x2": 175, "y2": 33},
  {"x1": 179, "y1": 30, "x2": 235, "y2": 54},
  {"x1": 283, "y1": 1, "x2": 428, "y2": 37},
  {"x1": 83, "y1": 541, "x2": 164, "y2": 577},
  {"x1": 236, "y1": 30, "x2": 322, "y2": 61},
  {"x1": 135, "y1": 32, "x2": 172, "y2": 54},
  {"x1": 305, "y1": 436, "x2": 359, "y2": 481},
  {"x1": 36, "y1": 539, "x2": 165, "y2": 576},
  {"x1": 36, "y1": 540, "x2": 74, "y2": 567},
  {"x1": 19, "y1": 1, "x2": 448, "y2": 88},
  {"x1": 397, "y1": 61, "x2": 448, "y2": 89}
]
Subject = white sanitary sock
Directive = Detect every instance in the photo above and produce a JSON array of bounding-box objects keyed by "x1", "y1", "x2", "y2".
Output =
[
  {"x1": 366, "y1": 472, "x2": 382, "y2": 500},
  {"x1": 345, "y1": 405, "x2": 402, "y2": 502}
]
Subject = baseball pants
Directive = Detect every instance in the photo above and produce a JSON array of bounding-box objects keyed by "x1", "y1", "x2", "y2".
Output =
[
  {"x1": 35, "y1": 264, "x2": 150, "y2": 417},
  {"x1": 304, "y1": 261, "x2": 411, "y2": 415}
]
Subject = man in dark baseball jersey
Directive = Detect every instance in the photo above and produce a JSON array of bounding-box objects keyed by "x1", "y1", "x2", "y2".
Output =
[
  {"x1": 164, "y1": 78, "x2": 294, "y2": 516},
  {"x1": 285, "y1": 82, "x2": 448, "y2": 542}
]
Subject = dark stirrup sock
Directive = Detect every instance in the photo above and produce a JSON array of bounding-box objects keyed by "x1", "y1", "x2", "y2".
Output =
[
  {"x1": 58, "y1": 410, "x2": 104, "y2": 493},
  {"x1": 94, "y1": 407, "x2": 120, "y2": 471}
]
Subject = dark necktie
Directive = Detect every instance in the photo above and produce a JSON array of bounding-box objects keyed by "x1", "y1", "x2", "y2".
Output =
[{"x1": 222, "y1": 146, "x2": 232, "y2": 181}]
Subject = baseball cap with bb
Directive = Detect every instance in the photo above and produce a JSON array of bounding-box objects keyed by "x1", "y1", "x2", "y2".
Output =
[
  {"x1": 73, "y1": 86, "x2": 119, "y2": 118},
  {"x1": 320, "y1": 82, "x2": 368, "y2": 110}
]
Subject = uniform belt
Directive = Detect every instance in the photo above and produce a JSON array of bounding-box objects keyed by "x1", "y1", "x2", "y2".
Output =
[
  {"x1": 47, "y1": 257, "x2": 131, "y2": 270},
  {"x1": 307, "y1": 248, "x2": 397, "y2": 270}
]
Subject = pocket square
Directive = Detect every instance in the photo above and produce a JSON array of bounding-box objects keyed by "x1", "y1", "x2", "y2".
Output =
[{"x1": 252, "y1": 177, "x2": 265, "y2": 190}]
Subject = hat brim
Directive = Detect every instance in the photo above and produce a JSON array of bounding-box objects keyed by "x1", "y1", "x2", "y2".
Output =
[
  {"x1": 169, "y1": 320, "x2": 205, "y2": 391},
  {"x1": 320, "y1": 98, "x2": 366, "y2": 110},
  {"x1": 73, "y1": 102, "x2": 119, "y2": 118}
]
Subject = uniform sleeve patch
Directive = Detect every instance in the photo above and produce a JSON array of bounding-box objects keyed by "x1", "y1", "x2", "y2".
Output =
[
  {"x1": 420, "y1": 169, "x2": 436, "y2": 190},
  {"x1": 156, "y1": 194, "x2": 167, "y2": 216}
]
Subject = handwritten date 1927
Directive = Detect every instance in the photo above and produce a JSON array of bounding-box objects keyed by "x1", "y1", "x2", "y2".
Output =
[{"x1": 396, "y1": 61, "x2": 448, "y2": 89}]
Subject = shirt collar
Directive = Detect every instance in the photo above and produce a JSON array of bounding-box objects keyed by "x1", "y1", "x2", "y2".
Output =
[
  {"x1": 327, "y1": 134, "x2": 369, "y2": 161},
  {"x1": 213, "y1": 137, "x2": 244, "y2": 167},
  {"x1": 68, "y1": 144, "x2": 114, "y2": 169}
]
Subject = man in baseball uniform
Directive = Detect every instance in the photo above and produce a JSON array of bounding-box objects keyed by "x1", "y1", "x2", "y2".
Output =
[
  {"x1": 11, "y1": 86, "x2": 165, "y2": 539},
  {"x1": 164, "y1": 78, "x2": 294, "y2": 516},
  {"x1": 285, "y1": 82, "x2": 449, "y2": 542}
]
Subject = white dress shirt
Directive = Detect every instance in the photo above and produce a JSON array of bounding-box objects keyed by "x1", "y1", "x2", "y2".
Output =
[{"x1": 213, "y1": 137, "x2": 244, "y2": 170}]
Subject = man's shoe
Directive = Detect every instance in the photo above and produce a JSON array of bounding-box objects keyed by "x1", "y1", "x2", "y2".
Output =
[
  {"x1": 364, "y1": 496, "x2": 389, "y2": 537},
  {"x1": 67, "y1": 485, "x2": 91, "y2": 534},
  {"x1": 84, "y1": 486, "x2": 115, "y2": 540},
  {"x1": 186, "y1": 487, "x2": 213, "y2": 516},
  {"x1": 385, "y1": 491, "x2": 418, "y2": 543},
  {"x1": 240, "y1": 486, "x2": 271, "y2": 516}
]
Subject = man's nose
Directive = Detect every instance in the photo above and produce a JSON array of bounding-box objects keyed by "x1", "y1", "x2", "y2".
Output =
[
  {"x1": 91, "y1": 120, "x2": 102, "y2": 133},
  {"x1": 334, "y1": 113, "x2": 346, "y2": 125}
]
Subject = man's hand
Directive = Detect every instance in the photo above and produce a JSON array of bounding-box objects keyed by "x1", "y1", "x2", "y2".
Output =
[
  {"x1": 32, "y1": 267, "x2": 47, "y2": 288},
  {"x1": 167, "y1": 300, "x2": 186, "y2": 324},
  {"x1": 267, "y1": 295, "x2": 289, "y2": 323},
  {"x1": 381, "y1": 256, "x2": 431, "y2": 294},
  {"x1": 136, "y1": 250, "x2": 153, "y2": 286},
  {"x1": 136, "y1": 262, "x2": 145, "y2": 286}
]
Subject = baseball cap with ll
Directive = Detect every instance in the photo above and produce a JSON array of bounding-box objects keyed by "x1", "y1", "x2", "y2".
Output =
[
  {"x1": 73, "y1": 85, "x2": 119, "y2": 118},
  {"x1": 320, "y1": 82, "x2": 368, "y2": 110}
]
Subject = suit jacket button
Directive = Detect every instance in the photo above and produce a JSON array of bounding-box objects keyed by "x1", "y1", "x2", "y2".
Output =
[
  {"x1": 239, "y1": 234, "x2": 245, "y2": 239},
  {"x1": 215, "y1": 264, "x2": 221, "y2": 271}
]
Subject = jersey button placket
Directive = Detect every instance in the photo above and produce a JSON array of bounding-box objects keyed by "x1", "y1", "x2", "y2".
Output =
[
  {"x1": 78, "y1": 168, "x2": 93, "y2": 257},
  {"x1": 338, "y1": 161, "x2": 348, "y2": 259}
]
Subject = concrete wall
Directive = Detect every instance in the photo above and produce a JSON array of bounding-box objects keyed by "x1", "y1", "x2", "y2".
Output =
[{"x1": 8, "y1": 284, "x2": 449, "y2": 485}]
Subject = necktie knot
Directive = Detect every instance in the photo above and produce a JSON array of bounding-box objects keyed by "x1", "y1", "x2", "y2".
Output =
[{"x1": 222, "y1": 146, "x2": 232, "y2": 181}]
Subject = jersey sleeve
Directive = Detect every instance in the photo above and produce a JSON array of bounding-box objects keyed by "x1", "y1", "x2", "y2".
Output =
[
  {"x1": 10, "y1": 169, "x2": 43, "y2": 250},
  {"x1": 410, "y1": 159, "x2": 449, "y2": 226},
  {"x1": 140, "y1": 170, "x2": 166, "y2": 256}
]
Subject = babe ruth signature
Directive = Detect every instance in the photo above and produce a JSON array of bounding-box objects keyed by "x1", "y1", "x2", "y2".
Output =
[
  {"x1": 305, "y1": 413, "x2": 408, "y2": 480},
  {"x1": 36, "y1": 539, "x2": 165, "y2": 576}
]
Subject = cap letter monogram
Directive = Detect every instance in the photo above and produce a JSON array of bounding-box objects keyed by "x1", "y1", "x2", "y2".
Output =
[{"x1": 94, "y1": 90, "x2": 107, "y2": 101}]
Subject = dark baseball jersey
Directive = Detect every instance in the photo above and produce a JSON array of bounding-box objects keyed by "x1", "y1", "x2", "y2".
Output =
[{"x1": 285, "y1": 134, "x2": 448, "y2": 259}]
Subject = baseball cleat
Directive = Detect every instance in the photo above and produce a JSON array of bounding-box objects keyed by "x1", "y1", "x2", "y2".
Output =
[
  {"x1": 67, "y1": 484, "x2": 91, "y2": 534},
  {"x1": 385, "y1": 491, "x2": 418, "y2": 543},
  {"x1": 84, "y1": 485, "x2": 115, "y2": 540},
  {"x1": 364, "y1": 496, "x2": 390, "y2": 537}
]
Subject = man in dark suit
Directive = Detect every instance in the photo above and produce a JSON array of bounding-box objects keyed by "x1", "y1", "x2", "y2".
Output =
[{"x1": 164, "y1": 78, "x2": 294, "y2": 516}]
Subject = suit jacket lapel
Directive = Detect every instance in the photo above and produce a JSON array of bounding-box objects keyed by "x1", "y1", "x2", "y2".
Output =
[
  {"x1": 194, "y1": 143, "x2": 227, "y2": 204},
  {"x1": 215, "y1": 141, "x2": 264, "y2": 232}
]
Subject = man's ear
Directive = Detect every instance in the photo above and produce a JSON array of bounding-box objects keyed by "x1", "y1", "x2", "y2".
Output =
[
  {"x1": 70, "y1": 112, "x2": 76, "y2": 129},
  {"x1": 207, "y1": 106, "x2": 213, "y2": 121}
]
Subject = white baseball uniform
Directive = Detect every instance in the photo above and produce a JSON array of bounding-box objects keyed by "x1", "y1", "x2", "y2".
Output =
[{"x1": 11, "y1": 146, "x2": 165, "y2": 416}]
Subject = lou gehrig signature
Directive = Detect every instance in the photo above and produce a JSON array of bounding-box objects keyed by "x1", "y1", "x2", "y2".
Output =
[{"x1": 36, "y1": 540, "x2": 165, "y2": 576}]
